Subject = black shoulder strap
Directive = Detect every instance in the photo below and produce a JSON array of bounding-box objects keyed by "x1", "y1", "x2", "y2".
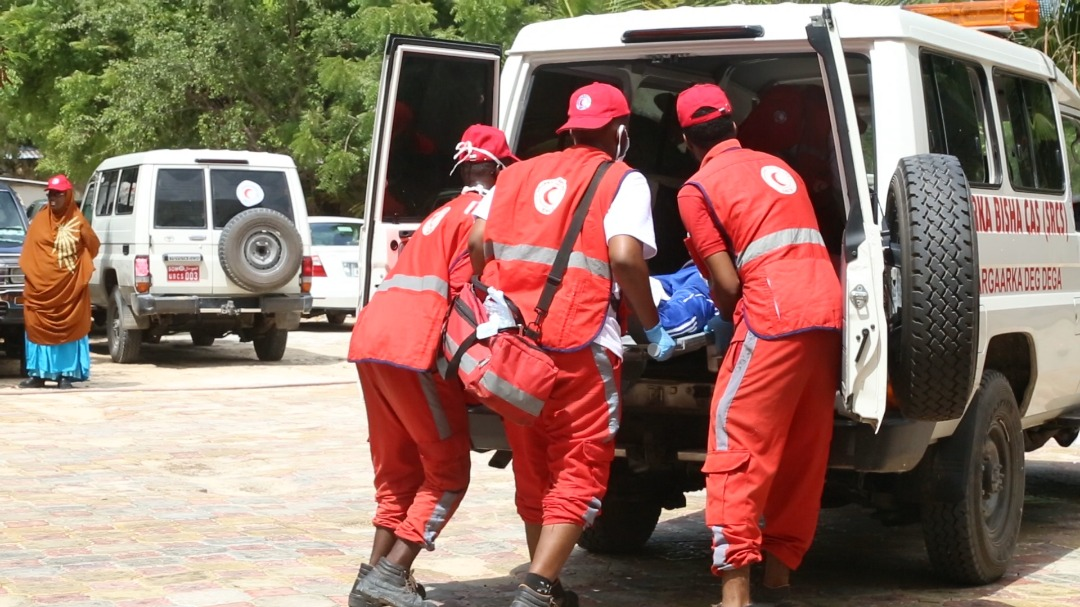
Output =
[{"x1": 532, "y1": 161, "x2": 613, "y2": 332}]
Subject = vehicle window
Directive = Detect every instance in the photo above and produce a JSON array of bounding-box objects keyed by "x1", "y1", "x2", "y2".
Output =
[
  {"x1": 115, "y1": 167, "x2": 138, "y2": 215},
  {"x1": 516, "y1": 53, "x2": 871, "y2": 273},
  {"x1": 81, "y1": 179, "x2": 98, "y2": 223},
  {"x1": 518, "y1": 70, "x2": 601, "y2": 161},
  {"x1": 154, "y1": 168, "x2": 207, "y2": 229},
  {"x1": 96, "y1": 170, "x2": 120, "y2": 217},
  {"x1": 994, "y1": 71, "x2": 1065, "y2": 192},
  {"x1": 921, "y1": 52, "x2": 995, "y2": 185},
  {"x1": 1061, "y1": 114, "x2": 1080, "y2": 227},
  {"x1": 209, "y1": 170, "x2": 293, "y2": 229},
  {"x1": 383, "y1": 52, "x2": 496, "y2": 222},
  {"x1": 0, "y1": 190, "x2": 25, "y2": 247},
  {"x1": 311, "y1": 222, "x2": 362, "y2": 246}
]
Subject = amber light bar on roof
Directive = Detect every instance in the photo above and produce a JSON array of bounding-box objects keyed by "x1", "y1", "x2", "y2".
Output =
[{"x1": 904, "y1": 0, "x2": 1040, "y2": 32}]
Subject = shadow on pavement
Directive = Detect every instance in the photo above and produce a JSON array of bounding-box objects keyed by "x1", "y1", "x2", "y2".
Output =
[
  {"x1": 296, "y1": 320, "x2": 355, "y2": 333},
  {"x1": 428, "y1": 459, "x2": 1080, "y2": 607},
  {"x1": 87, "y1": 338, "x2": 342, "y2": 368}
]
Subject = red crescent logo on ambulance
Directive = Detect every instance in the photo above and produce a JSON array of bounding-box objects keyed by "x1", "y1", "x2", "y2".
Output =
[
  {"x1": 236, "y1": 179, "x2": 266, "y2": 207},
  {"x1": 760, "y1": 165, "x2": 798, "y2": 195},
  {"x1": 534, "y1": 177, "x2": 567, "y2": 215}
]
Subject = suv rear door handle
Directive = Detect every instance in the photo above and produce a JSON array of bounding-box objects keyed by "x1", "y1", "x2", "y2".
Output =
[{"x1": 189, "y1": 235, "x2": 207, "y2": 241}]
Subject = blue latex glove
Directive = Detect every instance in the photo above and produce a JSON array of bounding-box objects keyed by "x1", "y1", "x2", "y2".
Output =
[
  {"x1": 644, "y1": 323, "x2": 676, "y2": 362},
  {"x1": 705, "y1": 315, "x2": 735, "y2": 357}
]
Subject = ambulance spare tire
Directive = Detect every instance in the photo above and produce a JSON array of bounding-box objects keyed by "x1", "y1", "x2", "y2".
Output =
[
  {"x1": 218, "y1": 208, "x2": 303, "y2": 292},
  {"x1": 885, "y1": 154, "x2": 978, "y2": 422}
]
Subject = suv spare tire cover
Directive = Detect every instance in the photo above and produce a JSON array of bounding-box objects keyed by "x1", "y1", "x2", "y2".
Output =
[
  {"x1": 218, "y1": 208, "x2": 303, "y2": 292},
  {"x1": 885, "y1": 154, "x2": 979, "y2": 422}
]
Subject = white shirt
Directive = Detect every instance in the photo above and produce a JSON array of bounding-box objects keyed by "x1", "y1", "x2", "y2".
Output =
[{"x1": 474, "y1": 170, "x2": 656, "y2": 358}]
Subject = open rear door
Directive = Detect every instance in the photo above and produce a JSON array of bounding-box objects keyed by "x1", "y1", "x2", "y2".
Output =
[
  {"x1": 358, "y1": 35, "x2": 501, "y2": 308},
  {"x1": 807, "y1": 8, "x2": 889, "y2": 429}
]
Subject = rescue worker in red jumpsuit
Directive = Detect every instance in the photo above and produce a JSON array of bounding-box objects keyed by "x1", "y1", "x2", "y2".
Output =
[
  {"x1": 468, "y1": 82, "x2": 676, "y2": 607},
  {"x1": 674, "y1": 84, "x2": 843, "y2": 607},
  {"x1": 347, "y1": 125, "x2": 517, "y2": 607}
]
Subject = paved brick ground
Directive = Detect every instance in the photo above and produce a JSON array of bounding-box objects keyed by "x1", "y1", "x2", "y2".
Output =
[{"x1": 0, "y1": 324, "x2": 1077, "y2": 606}]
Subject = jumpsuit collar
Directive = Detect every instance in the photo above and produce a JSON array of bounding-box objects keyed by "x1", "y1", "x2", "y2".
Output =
[{"x1": 701, "y1": 139, "x2": 743, "y2": 165}]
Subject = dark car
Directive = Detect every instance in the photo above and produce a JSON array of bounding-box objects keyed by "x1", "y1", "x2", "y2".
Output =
[
  {"x1": 0, "y1": 181, "x2": 28, "y2": 362},
  {"x1": 25, "y1": 198, "x2": 47, "y2": 220}
]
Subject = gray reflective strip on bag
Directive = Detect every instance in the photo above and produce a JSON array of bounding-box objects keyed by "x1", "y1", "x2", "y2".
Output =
[
  {"x1": 376, "y1": 274, "x2": 449, "y2": 297},
  {"x1": 442, "y1": 333, "x2": 480, "y2": 375},
  {"x1": 735, "y1": 228, "x2": 825, "y2": 269},
  {"x1": 478, "y1": 371, "x2": 546, "y2": 418},
  {"x1": 444, "y1": 322, "x2": 544, "y2": 418},
  {"x1": 491, "y1": 242, "x2": 610, "y2": 280}
]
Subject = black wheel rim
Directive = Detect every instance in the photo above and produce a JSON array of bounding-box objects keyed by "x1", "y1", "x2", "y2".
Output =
[
  {"x1": 980, "y1": 408, "x2": 1014, "y2": 541},
  {"x1": 110, "y1": 299, "x2": 121, "y2": 353}
]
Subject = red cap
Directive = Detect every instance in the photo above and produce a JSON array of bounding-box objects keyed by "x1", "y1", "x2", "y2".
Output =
[
  {"x1": 44, "y1": 174, "x2": 74, "y2": 193},
  {"x1": 556, "y1": 82, "x2": 630, "y2": 134},
  {"x1": 453, "y1": 124, "x2": 519, "y2": 167},
  {"x1": 676, "y1": 84, "x2": 734, "y2": 128}
]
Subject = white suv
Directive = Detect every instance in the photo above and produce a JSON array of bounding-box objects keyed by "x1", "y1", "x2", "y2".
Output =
[
  {"x1": 361, "y1": 1, "x2": 1080, "y2": 586},
  {"x1": 83, "y1": 149, "x2": 313, "y2": 363}
]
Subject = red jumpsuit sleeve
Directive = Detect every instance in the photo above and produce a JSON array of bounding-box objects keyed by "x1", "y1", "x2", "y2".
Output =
[{"x1": 677, "y1": 183, "x2": 728, "y2": 260}]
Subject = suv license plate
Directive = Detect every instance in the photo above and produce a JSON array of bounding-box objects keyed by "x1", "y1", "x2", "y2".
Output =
[
  {"x1": 343, "y1": 262, "x2": 358, "y2": 278},
  {"x1": 167, "y1": 265, "x2": 200, "y2": 282}
]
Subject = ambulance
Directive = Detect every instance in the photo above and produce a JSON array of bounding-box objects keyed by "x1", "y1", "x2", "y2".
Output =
[{"x1": 358, "y1": 0, "x2": 1080, "y2": 584}]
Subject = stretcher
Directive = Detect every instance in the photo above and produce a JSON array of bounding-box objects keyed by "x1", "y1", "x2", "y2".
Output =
[{"x1": 621, "y1": 332, "x2": 712, "y2": 358}]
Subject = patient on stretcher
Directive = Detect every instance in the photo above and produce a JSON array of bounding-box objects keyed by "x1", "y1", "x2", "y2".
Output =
[
  {"x1": 643, "y1": 264, "x2": 734, "y2": 357},
  {"x1": 650, "y1": 264, "x2": 717, "y2": 338}
]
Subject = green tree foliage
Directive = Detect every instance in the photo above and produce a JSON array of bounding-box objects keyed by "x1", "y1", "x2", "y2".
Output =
[
  {"x1": 0, "y1": 0, "x2": 1074, "y2": 214},
  {"x1": 1016, "y1": 0, "x2": 1080, "y2": 85},
  {"x1": 0, "y1": 0, "x2": 545, "y2": 213}
]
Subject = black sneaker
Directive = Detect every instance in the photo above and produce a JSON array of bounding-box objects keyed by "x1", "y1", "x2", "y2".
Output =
[
  {"x1": 18, "y1": 377, "x2": 46, "y2": 389},
  {"x1": 56, "y1": 378, "x2": 74, "y2": 390},
  {"x1": 509, "y1": 584, "x2": 556, "y2": 607},
  {"x1": 355, "y1": 559, "x2": 435, "y2": 607}
]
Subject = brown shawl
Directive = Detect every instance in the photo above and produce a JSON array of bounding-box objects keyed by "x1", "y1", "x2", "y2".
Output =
[{"x1": 19, "y1": 192, "x2": 100, "y2": 345}]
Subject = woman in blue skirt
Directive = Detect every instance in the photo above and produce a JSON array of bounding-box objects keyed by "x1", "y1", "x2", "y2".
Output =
[{"x1": 18, "y1": 174, "x2": 99, "y2": 389}]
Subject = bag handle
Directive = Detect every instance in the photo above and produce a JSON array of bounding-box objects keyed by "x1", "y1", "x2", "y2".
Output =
[{"x1": 531, "y1": 161, "x2": 613, "y2": 335}]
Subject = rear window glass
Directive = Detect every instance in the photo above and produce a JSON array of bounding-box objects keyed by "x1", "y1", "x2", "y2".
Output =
[
  {"x1": 921, "y1": 52, "x2": 996, "y2": 185},
  {"x1": 154, "y1": 169, "x2": 207, "y2": 229},
  {"x1": 80, "y1": 180, "x2": 97, "y2": 223},
  {"x1": 115, "y1": 167, "x2": 138, "y2": 215},
  {"x1": 210, "y1": 170, "x2": 294, "y2": 229},
  {"x1": 995, "y1": 71, "x2": 1065, "y2": 192},
  {"x1": 97, "y1": 170, "x2": 120, "y2": 217},
  {"x1": 311, "y1": 222, "x2": 362, "y2": 246},
  {"x1": 0, "y1": 190, "x2": 25, "y2": 246}
]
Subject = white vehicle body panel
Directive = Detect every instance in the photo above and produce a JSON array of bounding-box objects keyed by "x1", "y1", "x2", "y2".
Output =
[{"x1": 363, "y1": 3, "x2": 1080, "y2": 445}]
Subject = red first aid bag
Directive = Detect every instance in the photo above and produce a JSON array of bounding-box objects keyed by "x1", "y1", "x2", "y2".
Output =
[
  {"x1": 442, "y1": 280, "x2": 557, "y2": 426},
  {"x1": 441, "y1": 161, "x2": 612, "y2": 427}
]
